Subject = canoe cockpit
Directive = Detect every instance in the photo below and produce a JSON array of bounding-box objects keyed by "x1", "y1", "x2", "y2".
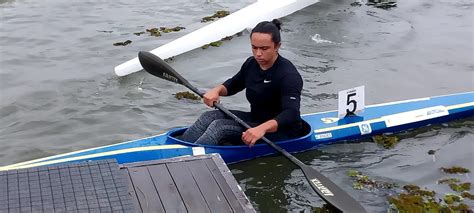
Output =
[{"x1": 167, "y1": 120, "x2": 312, "y2": 146}]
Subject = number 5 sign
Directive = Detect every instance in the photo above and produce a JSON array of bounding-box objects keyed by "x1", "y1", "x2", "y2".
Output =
[{"x1": 338, "y1": 86, "x2": 365, "y2": 118}]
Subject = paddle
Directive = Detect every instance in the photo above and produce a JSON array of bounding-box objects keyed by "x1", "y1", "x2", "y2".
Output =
[{"x1": 138, "y1": 51, "x2": 367, "y2": 213}]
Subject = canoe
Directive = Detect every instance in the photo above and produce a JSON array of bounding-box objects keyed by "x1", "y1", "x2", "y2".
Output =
[
  {"x1": 1, "y1": 92, "x2": 473, "y2": 171},
  {"x1": 114, "y1": 0, "x2": 318, "y2": 76}
]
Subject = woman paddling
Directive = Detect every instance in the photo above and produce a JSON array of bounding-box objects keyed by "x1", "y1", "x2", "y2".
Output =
[{"x1": 180, "y1": 19, "x2": 304, "y2": 147}]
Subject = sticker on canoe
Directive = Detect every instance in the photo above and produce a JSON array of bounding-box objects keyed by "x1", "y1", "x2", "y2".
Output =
[
  {"x1": 383, "y1": 105, "x2": 449, "y2": 127},
  {"x1": 314, "y1": 132, "x2": 333, "y2": 140},
  {"x1": 321, "y1": 117, "x2": 339, "y2": 124},
  {"x1": 192, "y1": 147, "x2": 206, "y2": 155},
  {"x1": 358, "y1": 122, "x2": 372, "y2": 135}
]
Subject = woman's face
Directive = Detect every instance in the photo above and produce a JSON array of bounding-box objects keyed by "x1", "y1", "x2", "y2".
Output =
[{"x1": 251, "y1": 32, "x2": 280, "y2": 69}]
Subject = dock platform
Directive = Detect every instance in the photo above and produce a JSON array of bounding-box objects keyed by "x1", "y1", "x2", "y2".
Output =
[
  {"x1": 0, "y1": 154, "x2": 255, "y2": 212},
  {"x1": 0, "y1": 159, "x2": 133, "y2": 212},
  {"x1": 122, "y1": 153, "x2": 254, "y2": 213}
]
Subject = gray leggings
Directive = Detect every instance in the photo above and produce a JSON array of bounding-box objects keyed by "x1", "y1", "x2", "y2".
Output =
[{"x1": 180, "y1": 110, "x2": 288, "y2": 145}]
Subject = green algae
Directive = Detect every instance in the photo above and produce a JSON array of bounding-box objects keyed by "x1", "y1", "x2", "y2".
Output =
[
  {"x1": 461, "y1": 191, "x2": 474, "y2": 200},
  {"x1": 352, "y1": 182, "x2": 365, "y2": 190},
  {"x1": 347, "y1": 170, "x2": 397, "y2": 190},
  {"x1": 354, "y1": 164, "x2": 474, "y2": 212},
  {"x1": 174, "y1": 91, "x2": 200, "y2": 100},
  {"x1": 388, "y1": 183, "x2": 473, "y2": 212},
  {"x1": 160, "y1": 28, "x2": 174, "y2": 33},
  {"x1": 443, "y1": 194, "x2": 462, "y2": 205},
  {"x1": 200, "y1": 34, "x2": 237, "y2": 50},
  {"x1": 201, "y1": 16, "x2": 214, "y2": 23},
  {"x1": 201, "y1": 41, "x2": 223, "y2": 49},
  {"x1": 201, "y1": 10, "x2": 230, "y2": 22},
  {"x1": 388, "y1": 193, "x2": 444, "y2": 213},
  {"x1": 144, "y1": 26, "x2": 185, "y2": 37},
  {"x1": 389, "y1": 185, "x2": 443, "y2": 212},
  {"x1": 439, "y1": 194, "x2": 470, "y2": 212},
  {"x1": 350, "y1": 1, "x2": 362, "y2": 7},
  {"x1": 347, "y1": 169, "x2": 360, "y2": 177},
  {"x1": 209, "y1": 41, "x2": 222, "y2": 47},
  {"x1": 146, "y1": 28, "x2": 162, "y2": 37},
  {"x1": 402, "y1": 184, "x2": 436, "y2": 197},
  {"x1": 113, "y1": 40, "x2": 132, "y2": 46},
  {"x1": 438, "y1": 178, "x2": 461, "y2": 184},
  {"x1": 159, "y1": 26, "x2": 185, "y2": 33},
  {"x1": 366, "y1": 0, "x2": 397, "y2": 9},
  {"x1": 372, "y1": 135, "x2": 399, "y2": 149},
  {"x1": 134, "y1": 31, "x2": 146, "y2": 36},
  {"x1": 221, "y1": 36, "x2": 233, "y2": 41},
  {"x1": 449, "y1": 203, "x2": 471, "y2": 211},
  {"x1": 443, "y1": 194, "x2": 472, "y2": 212},
  {"x1": 448, "y1": 182, "x2": 471, "y2": 192},
  {"x1": 441, "y1": 166, "x2": 470, "y2": 174}
]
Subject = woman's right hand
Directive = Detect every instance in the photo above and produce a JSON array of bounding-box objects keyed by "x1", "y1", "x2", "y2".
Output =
[{"x1": 203, "y1": 88, "x2": 221, "y2": 107}]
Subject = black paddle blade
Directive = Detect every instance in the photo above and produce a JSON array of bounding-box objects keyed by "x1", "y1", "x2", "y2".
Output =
[
  {"x1": 138, "y1": 51, "x2": 188, "y2": 86},
  {"x1": 302, "y1": 165, "x2": 366, "y2": 213}
]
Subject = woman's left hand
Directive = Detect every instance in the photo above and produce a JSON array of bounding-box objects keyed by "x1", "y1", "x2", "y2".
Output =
[{"x1": 242, "y1": 127, "x2": 266, "y2": 147}]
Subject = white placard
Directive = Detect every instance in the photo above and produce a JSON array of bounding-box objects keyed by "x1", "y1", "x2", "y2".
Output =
[{"x1": 338, "y1": 86, "x2": 365, "y2": 118}]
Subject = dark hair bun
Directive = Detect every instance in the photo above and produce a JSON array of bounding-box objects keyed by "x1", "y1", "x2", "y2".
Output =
[{"x1": 272, "y1": 19, "x2": 282, "y2": 31}]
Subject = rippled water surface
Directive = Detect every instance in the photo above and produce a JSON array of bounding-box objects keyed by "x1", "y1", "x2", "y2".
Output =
[{"x1": 1, "y1": 0, "x2": 473, "y2": 212}]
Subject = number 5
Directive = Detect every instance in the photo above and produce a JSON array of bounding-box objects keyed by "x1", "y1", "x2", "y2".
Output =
[
  {"x1": 337, "y1": 85, "x2": 365, "y2": 119},
  {"x1": 346, "y1": 93, "x2": 357, "y2": 115}
]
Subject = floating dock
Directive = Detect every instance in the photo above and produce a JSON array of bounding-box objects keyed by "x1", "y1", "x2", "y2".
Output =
[
  {"x1": 0, "y1": 154, "x2": 255, "y2": 212},
  {"x1": 122, "y1": 154, "x2": 255, "y2": 213}
]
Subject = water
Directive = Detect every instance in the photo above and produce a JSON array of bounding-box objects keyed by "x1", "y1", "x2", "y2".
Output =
[
  {"x1": 1, "y1": 0, "x2": 473, "y2": 212},
  {"x1": 232, "y1": 118, "x2": 474, "y2": 212}
]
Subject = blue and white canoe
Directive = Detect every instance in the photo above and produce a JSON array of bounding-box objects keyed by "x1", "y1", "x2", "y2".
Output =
[{"x1": 1, "y1": 92, "x2": 473, "y2": 171}]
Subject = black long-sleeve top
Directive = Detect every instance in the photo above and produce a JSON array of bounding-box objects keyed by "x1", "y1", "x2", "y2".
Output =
[{"x1": 222, "y1": 55, "x2": 303, "y2": 134}]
